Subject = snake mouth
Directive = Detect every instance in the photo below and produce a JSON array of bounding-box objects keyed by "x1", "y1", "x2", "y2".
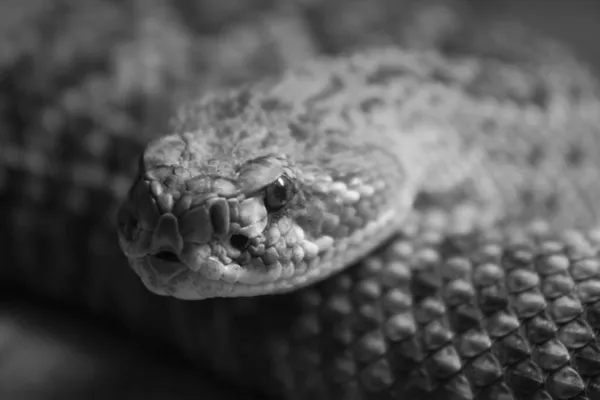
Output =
[
  {"x1": 145, "y1": 254, "x2": 189, "y2": 280},
  {"x1": 153, "y1": 251, "x2": 181, "y2": 263},
  {"x1": 130, "y1": 253, "x2": 313, "y2": 299},
  {"x1": 133, "y1": 254, "x2": 192, "y2": 296}
]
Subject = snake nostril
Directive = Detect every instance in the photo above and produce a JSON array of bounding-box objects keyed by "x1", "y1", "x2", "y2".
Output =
[
  {"x1": 230, "y1": 234, "x2": 250, "y2": 251},
  {"x1": 154, "y1": 251, "x2": 181, "y2": 262}
]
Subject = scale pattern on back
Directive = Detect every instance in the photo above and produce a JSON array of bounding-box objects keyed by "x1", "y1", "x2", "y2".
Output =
[
  {"x1": 270, "y1": 217, "x2": 600, "y2": 399},
  {"x1": 3, "y1": 8, "x2": 600, "y2": 400}
]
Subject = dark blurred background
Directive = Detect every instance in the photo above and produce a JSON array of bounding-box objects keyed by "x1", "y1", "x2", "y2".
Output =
[{"x1": 1, "y1": 0, "x2": 600, "y2": 399}]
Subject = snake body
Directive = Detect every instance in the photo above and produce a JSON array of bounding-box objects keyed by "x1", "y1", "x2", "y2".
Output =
[
  {"x1": 118, "y1": 47, "x2": 600, "y2": 300},
  {"x1": 112, "y1": 45, "x2": 600, "y2": 398},
  {"x1": 5, "y1": 35, "x2": 600, "y2": 399}
]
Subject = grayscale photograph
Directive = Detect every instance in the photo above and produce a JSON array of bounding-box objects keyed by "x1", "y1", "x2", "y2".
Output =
[{"x1": 2, "y1": 1, "x2": 600, "y2": 399}]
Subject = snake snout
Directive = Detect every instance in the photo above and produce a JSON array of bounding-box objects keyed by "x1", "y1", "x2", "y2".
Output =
[{"x1": 150, "y1": 213, "x2": 183, "y2": 261}]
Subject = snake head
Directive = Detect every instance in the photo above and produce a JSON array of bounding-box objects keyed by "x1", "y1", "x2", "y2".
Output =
[
  {"x1": 117, "y1": 132, "x2": 334, "y2": 299},
  {"x1": 117, "y1": 93, "x2": 412, "y2": 299}
]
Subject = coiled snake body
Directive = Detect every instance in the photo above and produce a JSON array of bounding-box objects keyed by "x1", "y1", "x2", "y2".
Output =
[
  {"x1": 111, "y1": 46, "x2": 600, "y2": 399},
  {"x1": 118, "y1": 47, "x2": 600, "y2": 300},
  {"x1": 5, "y1": 43, "x2": 600, "y2": 399}
]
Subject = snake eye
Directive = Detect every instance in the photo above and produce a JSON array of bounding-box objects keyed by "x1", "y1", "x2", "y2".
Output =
[{"x1": 264, "y1": 175, "x2": 295, "y2": 212}]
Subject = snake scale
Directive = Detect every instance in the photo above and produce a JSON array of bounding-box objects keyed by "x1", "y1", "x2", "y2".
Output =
[{"x1": 4, "y1": 25, "x2": 600, "y2": 400}]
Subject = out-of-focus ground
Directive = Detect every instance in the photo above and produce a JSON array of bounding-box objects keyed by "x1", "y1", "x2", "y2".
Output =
[{"x1": 1, "y1": 0, "x2": 600, "y2": 399}]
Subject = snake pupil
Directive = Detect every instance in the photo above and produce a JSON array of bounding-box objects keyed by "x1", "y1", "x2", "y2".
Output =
[{"x1": 264, "y1": 176, "x2": 294, "y2": 212}]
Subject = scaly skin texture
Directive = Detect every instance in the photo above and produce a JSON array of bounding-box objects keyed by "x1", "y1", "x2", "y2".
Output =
[
  {"x1": 267, "y1": 215, "x2": 600, "y2": 400},
  {"x1": 117, "y1": 47, "x2": 600, "y2": 299},
  {"x1": 4, "y1": 25, "x2": 600, "y2": 400}
]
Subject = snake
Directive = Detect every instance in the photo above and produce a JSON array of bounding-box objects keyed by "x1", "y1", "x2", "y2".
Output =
[
  {"x1": 5, "y1": 3, "x2": 600, "y2": 398},
  {"x1": 116, "y1": 46, "x2": 600, "y2": 301},
  {"x1": 2, "y1": 27, "x2": 600, "y2": 400}
]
